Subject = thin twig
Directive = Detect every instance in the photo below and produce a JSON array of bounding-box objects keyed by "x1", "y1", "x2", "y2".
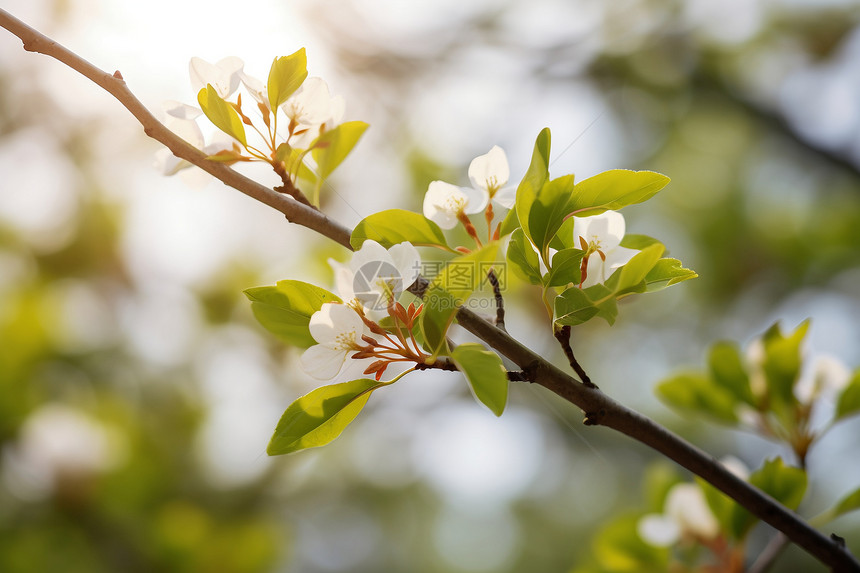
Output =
[
  {"x1": 749, "y1": 533, "x2": 790, "y2": 573},
  {"x1": 2, "y1": 10, "x2": 857, "y2": 571},
  {"x1": 486, "y1": 269, "x2": 506, "y2": 332},
  {"x1": 553, "y1": 324, "x2": 596, "y2": 388}
]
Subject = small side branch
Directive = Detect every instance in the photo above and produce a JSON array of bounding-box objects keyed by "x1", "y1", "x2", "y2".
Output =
[
  {"x1": 486, "y1": 269, "x2": 506, "y2": 332},
  {"x1": 553, "y1": 324, "x2": 596, "y2": 388},
  {"x1": 270, "y1": 161, "x2": 316, "y2": 208},
  {"x1": 749, "y1": 533, "x2": 789, "y2": 573}
]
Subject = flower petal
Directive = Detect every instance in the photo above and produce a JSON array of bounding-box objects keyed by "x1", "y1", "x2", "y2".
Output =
[
  {"x1": 491, "y1": 186, "x2": 516, "y2": 209},
  {"x1": 468, "y1": 145, "x2": 510, "y2": 193},
  {"x1": 308, "y1": 303, "x2": 365, "y2": 346},
  {"x1": 461, "y1": 185, "x2": 490, "y2": 215},
  {"x1": 637, "y1": 514, "x2": 680, "y2": 547},
  {"x1": 163, "y1": 100, "x2": 202, "y2": 120},
  {"x1": 388, "y1": 242, "x2": 422, "y2": 288},
  {"x1": 300, "y1": 344, "x2": 347, "y2": 379},
  {"x1": 329, "y1": 258, "x2": 356, "y2": 302},
  {"x1": 573, "y1": 211, "x2": 626, "y2": 250},
  {"x1": 423, "y1": 181, "x2": 469, "y2": 229},
  {"x1": 189, "y1": 56, "x2": 244, "y2": 98},
  {"x1": 665, "y1": 483, "x2": 719, "y2": 540},
  {"x1": 603, "y1": 246, "x2": 639, "y2": 272},
  {"x1": 239, "y1": 71, "x2": 267, "y2": 106}
]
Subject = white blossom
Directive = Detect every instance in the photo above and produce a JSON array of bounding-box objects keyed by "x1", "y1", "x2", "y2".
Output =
[
  {"x1": 154, "y1": 103, "x2": 233, "y2": 182},
  {"x1": 189, "y1": 56, "x2": 244, "y2": 98},
  {"x1": 301, "y1": 303, "x2": 371, "y2": 380},
  {"x1": 331, "y1": 240, "x2": 421, "y2": 314},
  {"x1": 571, "y1": 211, "x2": 639, "y2": 288},
  {"x1": 423, "y1": 181, "x2": 488, "y2": 229},
  {"x1": 794, "y1": 354, "x2": 851, "y2": 403},
  {"x1": 282, "y1": 77, "x2": 345, "y2": 148},
  {"x1": 638, "y1": 483, "x2": 720, "y2": 547},
  {"x1": 2, "y1": 404, "x2": 124, "y2": 499},
  {"x1": 468, "y1": 145, "x2": 515, "y2": 209}
]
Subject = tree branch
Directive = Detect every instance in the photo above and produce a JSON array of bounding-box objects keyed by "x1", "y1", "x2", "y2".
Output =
[{"x1": 2, "y1": 9, "x2": 857, "y2": 571}]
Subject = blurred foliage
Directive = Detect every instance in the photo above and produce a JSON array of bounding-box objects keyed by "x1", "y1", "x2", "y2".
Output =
[{"x1": 2, "y1": 1, "x2": 860, "y2": 572}]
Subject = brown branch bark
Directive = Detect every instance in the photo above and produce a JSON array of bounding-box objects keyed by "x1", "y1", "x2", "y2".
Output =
[{"x1": 2, "y1": 8, "x2": 857, "y2": 571}]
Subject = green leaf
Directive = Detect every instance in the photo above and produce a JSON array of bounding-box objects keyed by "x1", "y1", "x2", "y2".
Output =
[
  {"x1": 656, "y1": 373, "x2": 739, "y2": 423},
  {"x1": 762, "y1": 321, "x2": 809, "y2": 408},
  {"x1": 244, "y1": 281, "x2": 340, "y2": 348},
  {"x1": 836, "y1": 369, "x2": 860, "y2": 421},
  {"x1": 498, "y1": 205, "x2": 520, "y2": 237},
  {"x1": 620, "y1": 234, "x2": 666, "y2": 254},
  {"x1": 351, "y1": 209, "x2": 450, "y2": 250},
  {"x1": 548, "y1": 216, "x2": 576, "y2": 250},
  {"x1": 593, "y1": 514, "x2": 669, "y2": 571},
  {"x1": 697, "y1": 478, "x2": 737, "y2": 539},
  {"x1": 267, "y1": 49, "x2": 308, "y2": 109},
  {"x1": 205, "y1": 148, "x2": 251, "y2": 164},
  {"x1": 506, "y1": 229, "x2": 542, "y2": 285},
  {"x1": 545, "y1": 247, "x2": 585, "y2": 288},
  {"x1": 518, "y1": 128, "x2": 551, "y2": 203},
  {"x1": 517, "y1": 174, "x2": 577, "y2": 257},
  {"x1": 452, "y1": 343, "x2": 509, "y2": 416},
  {"x1": 708, "y1": 342, "x2": 755, "y2": 407},
  {"x1": 607, "y1": 244, "x2": 663, "y2": 295},
  {"x1": 198, "y1": 85, "x2": 247, "y2": 146},
  {"x1": 642, "y1": 258, "x2": 697, "y2": 292},
  {"x1": 311, "y1": 121, "x2": 369, "y2": 179},
  {"x1": 514, "y1": 129, "x2": 562, "y2": 254},
  {"x1": 267, "y1": 378, "x2": 382, "y2": 455},
  {"x1": 420, "y1": 242, "x2": 501, "y2": 357},
  {"x1": 832, "y1": 485, "x2": 860, "y2": 519},
  {"x1": 554, "y1": 283, "x2": 618, "y2": 326},
  {"x1": 569, "y1": 169, "x2": 670, "y2": 217},
  {"x1": 729, "y1": 458, "x2": 807, "y2": 539},
  {"x1": 274, "y1": 143, "x2": 317, "y2": 184}
]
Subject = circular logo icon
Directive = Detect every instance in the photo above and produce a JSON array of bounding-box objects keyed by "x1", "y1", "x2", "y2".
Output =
[{"x1": 353, "y1": 260, "x2": 402, "y2": 311}]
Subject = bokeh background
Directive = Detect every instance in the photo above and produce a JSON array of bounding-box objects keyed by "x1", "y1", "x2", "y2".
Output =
[{"x1": 2, "y1": 0, "x2": 860, "y2": 571}]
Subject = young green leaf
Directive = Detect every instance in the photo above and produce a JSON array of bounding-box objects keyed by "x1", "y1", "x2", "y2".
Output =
[
  {"x1": 197, "y1": 84, "x2": 247, "y2": 146},
  {"x1": 655, "y1": 373, "x2": 740, "y2": 424},
  {"x1": 642, "y1": 258, "x2": 697, "y2": 292},
  {"x1": 620, "y1": 234, "x2": 666, "y2": 254},
  {"x1": 267, "y1": 378, "x2": 383, "y2": 455},
  {"x1": 244, "y1": 281, "x2": 340, "y2": 347},
  {"x1": 729, "y1": 458, "x2": 807, "y2": 539},
  {"x1": 267, "y1": 49, "x2": 308, "y2": 109},
  {"x1": 835, "y1": 369, "x2": 860, "y2": 421},
  {"x1": 708, "y1": 342, "x2": 755, "y2": 407},
  {"x1": 514, "y1": 128, "x2": 554, "y2": 251},
  {"x1": 517, "y1": 174, "x2": 577, "y2": 258},
  {"x1": 568, "y1": 169, "x2": 670, "y2": 217},
  {"x1": 498, "y1": 204, "x2": 520, "y2": 237},
  {"x1": 554, "y1": 283, "x2": 618, "y2": 326},
  {"x1": 311, "y1": 121, "x2": 369, "y2": 180},
  {"x1": 607, "y1": 244, "x2": 663, "y2": 296},
  {"x1": 762, "y1": 321, "x2": 809, "y2": 408},
  {"x1": 545, "y1": 248, "x2": 585, "y2": 288},
  {"x1": 420, "y1": 242, "x2": 501, "y2": 357},
  {"x1": 351, "y1": 209, "x2": 450, "y2": 250},
  {"x1": 274, "y1": 142, "x2": 317, "y2": 184},
  {"x1": 831, "y1": 485, "x2": 860, "y2": 519},
  {"x1": 592, "y1": 514, "x2": 670, "y2": 571},
  {"x1": 519, "y1": 128, "x2": 551, "y2": 201},
  {"x1": 452, "y1": 343, "x2": 509, "y2": 416},
  {"x1": 506, "y1": 228, "x2": 543, "y2": 285}
]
